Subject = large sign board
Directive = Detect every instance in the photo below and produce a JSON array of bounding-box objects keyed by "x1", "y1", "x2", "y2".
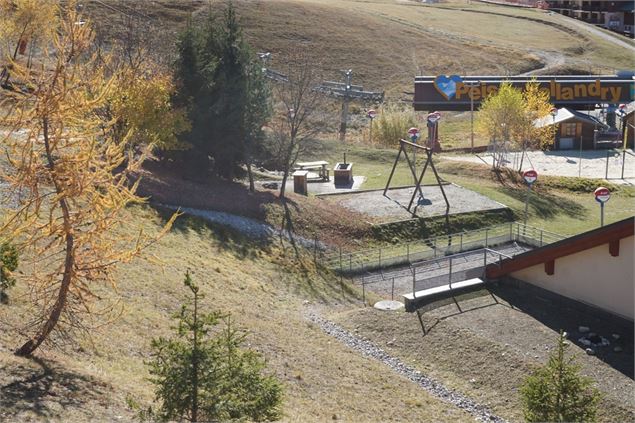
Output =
[{"x1": 414, "y1": 75, "x2": 635, "y2": 111}]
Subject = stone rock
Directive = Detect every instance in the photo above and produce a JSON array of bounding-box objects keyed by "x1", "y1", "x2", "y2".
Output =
[
  {"x1": 262, "y1": 182, "x2": 279, "y2": 190},
  {"x1": 387, "y1": 338, "x2": 396, "y2": 346},
  {"x1": 302, "y1": 300, "x2": 310, "y2": 305},
  {"x1": 612, "y1": 333, "x2": 621, "y2": 340},
  {"x1": 578, "y1": 338, "x2": 592, "y2": 347},
  {"x1": 585, "y1": 348, "x2": 595, "y2": 355},
  {"x1": 578, "y1": 326, "x2": 590, "y2": 333},
  {"x1": 614, "y1": 346, "x2": 623, "y2": 353}
]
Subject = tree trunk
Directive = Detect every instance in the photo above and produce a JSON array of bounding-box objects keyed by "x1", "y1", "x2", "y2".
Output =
[
  {"x1": 16, "y1": 117, "x2": 75, "y2": 357},
  {"x1": 191, "y1": 290, "x2": 199, "y2": 422},
  {"x1": 279, "y1": 169, "x2": 288, "y2": 199},
  {"x1": 247, "y1": 158, "x2": 255, "y2": 193}
]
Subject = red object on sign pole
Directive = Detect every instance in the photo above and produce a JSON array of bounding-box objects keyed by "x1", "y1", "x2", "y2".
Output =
[
  {"x1": 523, "y1": 169, "x2": 538, "y2": 185},
  {"x1": 407, "y1": 127, "x2": 420, "y2": 142},
  {"x1": 594, "y1": 187, "x2": 610, "y2": 203},
  {"x1": 367, "y1": 109, "x2": 376, "y2": 119}
]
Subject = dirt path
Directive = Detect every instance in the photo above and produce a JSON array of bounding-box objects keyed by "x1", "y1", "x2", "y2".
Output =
[{"x1": 553, "y1": 14, "x2": 635, "y2": 53}]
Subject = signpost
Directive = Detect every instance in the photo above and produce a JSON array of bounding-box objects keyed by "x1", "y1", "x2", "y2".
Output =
[
  {"x1": 594, "y1": 187, "x2": 611, "y2": 227},
  {"x1": 408, "y1": 127, "x2": 420, "y2": 175},
  {"x1": 427, "y1": 111, "x2": 441, "y2": 150},
  {"x1": 367, "y1": 109, "x2": 377, "y2": 143},
  {"x1": 522, "y1": 169, "x2": 538, "y2": 228}
]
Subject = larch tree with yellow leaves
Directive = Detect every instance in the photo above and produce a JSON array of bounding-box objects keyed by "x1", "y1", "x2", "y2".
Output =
[{"x1": 0, "y1": 2, "x2": 176, "y2": 356}]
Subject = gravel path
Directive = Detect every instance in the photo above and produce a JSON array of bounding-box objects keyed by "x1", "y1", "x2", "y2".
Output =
[
  {"x1": 159, "y1": 204, "x2": 326, "y2": 250},
  {"x1": 443, "y1": 149, "x2": 635, "y2": 182},
  {"x1": 306, "y1": 312, "x2": 507, "y2": 423}
]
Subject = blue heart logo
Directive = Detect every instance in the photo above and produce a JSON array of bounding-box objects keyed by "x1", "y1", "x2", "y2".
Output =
[{"x1": 434, "y1": 75, "x2": 463, "y2": 100}]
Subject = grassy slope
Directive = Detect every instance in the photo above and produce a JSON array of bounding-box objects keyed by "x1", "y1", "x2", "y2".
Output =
[
  {"x1": 0, "y1": 207, "x2": 471, "y2": 422},
  {"x1": 229, "y1": 0, "x2": 632, "y2": 96},
  {"x1": 435, "y1": 160, "x2": 635, "y2": 236}
]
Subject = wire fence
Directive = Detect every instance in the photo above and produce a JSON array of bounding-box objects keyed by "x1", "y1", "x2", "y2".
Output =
[{"x1": 321, "y1": 222, "x2": 564, "y2": 276}]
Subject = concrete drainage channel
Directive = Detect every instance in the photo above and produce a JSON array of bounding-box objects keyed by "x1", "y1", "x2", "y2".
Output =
[{"x1": 307, "y1": 312, "x2": 507, "y2": 423}]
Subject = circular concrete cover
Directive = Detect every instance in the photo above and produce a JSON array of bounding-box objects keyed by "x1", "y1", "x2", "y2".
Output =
[{"x1": 373, "y1": 300, "x2": 404, "y2": 311}]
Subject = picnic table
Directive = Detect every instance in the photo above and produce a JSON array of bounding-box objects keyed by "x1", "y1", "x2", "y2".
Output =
[{"x1": 295, "y1": 161, "x2": 330, "y2": 181}]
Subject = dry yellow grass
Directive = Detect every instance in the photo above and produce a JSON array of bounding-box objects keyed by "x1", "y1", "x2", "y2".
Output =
[{"x1": 0, "y1": 206, "x2": 471, "y2": 422}]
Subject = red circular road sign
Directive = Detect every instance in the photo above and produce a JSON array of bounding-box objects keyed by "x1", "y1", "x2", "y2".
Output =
[
  {"x1": 367, "y1": 109, "x2": 377, "y2": 119},
  {"x1": 523, "y1": 169, "x2": 538, "y2": 185},
  {"x1": 407, "y1": 127, "x2": 420, "y2": 142},
  {"x1": 427, "y1": 111, "x2": 441, "y2": 123},
  {"x1": 594, "y1": 187, "x2": 611, "y2": 203}
]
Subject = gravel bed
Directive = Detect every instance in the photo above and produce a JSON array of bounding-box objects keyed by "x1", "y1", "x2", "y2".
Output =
[
  {"x1": 307, "y1": 312, "x2": 507, "y2": 423},
  {"x1": 159, "y1": 204, "x2": 327, "y2": 250}
]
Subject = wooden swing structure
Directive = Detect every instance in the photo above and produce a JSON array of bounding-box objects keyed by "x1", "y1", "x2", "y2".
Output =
[{"x1": 383, "y1": 139, "x2": 450, "y2": 214}]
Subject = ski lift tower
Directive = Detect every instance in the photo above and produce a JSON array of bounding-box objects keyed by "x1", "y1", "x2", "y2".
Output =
[{"x1": 314, "y1": 69, "x2": 384, "y2": 142}]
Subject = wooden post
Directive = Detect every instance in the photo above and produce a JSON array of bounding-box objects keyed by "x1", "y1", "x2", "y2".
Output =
[
  {"x1": 485, "y1": 228, "x2": 489, "y2": 247},
  {"x1": 378, "y1": 248, "x2": 382, "y2": 268},
  {"x1": 605, "y1": 150, "x2": 610, "y2": 179},
  {"x1": 383, "y1": 145, "x2": 403, "y2": 196}
]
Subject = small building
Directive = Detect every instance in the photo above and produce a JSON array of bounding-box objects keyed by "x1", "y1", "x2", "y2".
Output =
[
  {"x1": 548, "y1": 0, "x2": 635, "y2": 37},
  {"x1": 486, "y1": 217, "x2": 634, "y2": 321},
  {"x1": 535, "y1": 107, "x2": 610, "y2": 150}
]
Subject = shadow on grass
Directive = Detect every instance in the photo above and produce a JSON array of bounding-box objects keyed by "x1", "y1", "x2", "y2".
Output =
[
  {"x1": 490, "y1": 282, "x2": 634, "y2": 379},
  {"x1": 498, "y1": 186, "x2": 587, "y2": 220},
  {"x1": 0, "y1": 356, "x2": 111, "y2": 420},
  {"x1": 151, "y1": 204, "x2": 270, "y2": 261}
]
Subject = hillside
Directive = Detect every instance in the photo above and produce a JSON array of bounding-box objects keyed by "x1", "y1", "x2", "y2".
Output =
[
  {"x1": 0, "y1": 206, "x2": 473, "y2": 422},
  {"x1": 83, "y1": 0, "x2": 634, "y2": 98}
]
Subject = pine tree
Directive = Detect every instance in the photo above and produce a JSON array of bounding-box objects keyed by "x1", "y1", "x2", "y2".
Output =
[
  {"x1": 146, "y1": 273, "x2": 282, "y2": 422},
  {"x1": 174, "y1": 2, "x2": 269, "y2": 180},
  {"x1": 521, "y1": 331, "x2": 601, "y2": 422}
]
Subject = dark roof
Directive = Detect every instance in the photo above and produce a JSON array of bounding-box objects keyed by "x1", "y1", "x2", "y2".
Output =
[{"x1": 486, "y1": 217, "x2": 634, "y2": 278}]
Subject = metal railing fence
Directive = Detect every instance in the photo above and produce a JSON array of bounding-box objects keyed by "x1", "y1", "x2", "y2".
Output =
[{"x1": 322, "y1": 222, "x2": 563, "y2": 276}]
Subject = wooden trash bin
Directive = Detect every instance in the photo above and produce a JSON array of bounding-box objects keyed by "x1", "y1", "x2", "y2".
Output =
[
  {"x1": 293, "y1": 170, "x2": 309, "y2": 195},
  {"x1": 333, "y1": 162, "x2": 353, "y2": 186}
]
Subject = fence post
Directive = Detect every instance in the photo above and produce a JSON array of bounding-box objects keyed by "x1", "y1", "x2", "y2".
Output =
[
  {"x1": 392, "y1": 277, "x2": 395, "y2": 301},
  {"x1": 516, "y1": 223, "x2": 520, "y2": 241},
  {"x1": 449, "y1": 257, "x2": 453, "y2": 289},
  {"x1": 622, "y1": 149, "x2": 626, "y2": 179},
  {"x1": 407, "y1": 242, "x2": 410, "y2": 263},
  {"x1": 540, "y1": 230, "x2": 543, "y2": 247},
  {"x1": 509, "y1": 222, "x2": 513, "y2": 241},
  {"x1": 412, "y1": 267, "x2": 416, "y2": 298},
  {"x1": 460, "y1": 232, "x2": 463, "y2": 251},
  {"x1": 606, "y1": 150, "x2": 610, "y2": 179},
  {"x1": 361, "y1": 264, "x2": 365, "y2": 305},
  {"x1": 339, "y1": 247, "x2": 343, "y2": 285},
  {"x1": 378, "y1": 248, "x2": 382, "y2": 269},
  {"x1": 313, "y1": 236, "x2": 318, "y2": 263},
  {"x1": 349, "y1": 254, "x2": 352, "y2": 273},
  {"x1": 485, "y1": 228, "x2": 489, "y2": 247},
  {"x1": 433, "y1": 237, "x2": 437, "y2": 258}
]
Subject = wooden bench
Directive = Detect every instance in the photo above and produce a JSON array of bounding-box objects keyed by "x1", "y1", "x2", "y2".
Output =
[
  {"x1": 295, "y1": 161, "x2": 330, "y2": 182},
  {"x1": 403, "y1": 278, "x2": 485, "y2": 312}
]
